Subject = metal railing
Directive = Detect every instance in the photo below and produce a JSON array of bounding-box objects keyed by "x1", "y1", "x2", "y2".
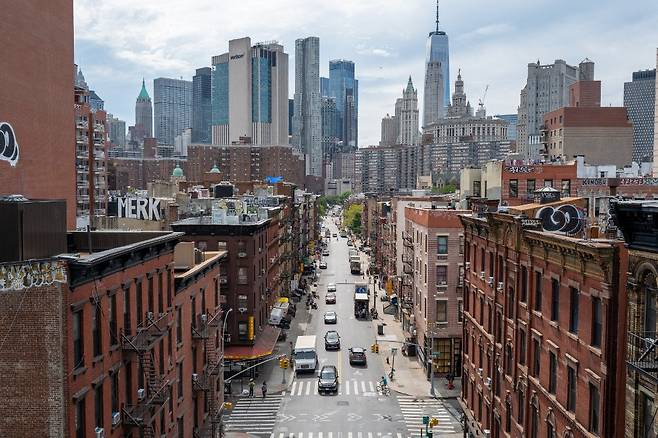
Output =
[{"x1": 627, "y1": 330, "x2": 658, "y2": 381}]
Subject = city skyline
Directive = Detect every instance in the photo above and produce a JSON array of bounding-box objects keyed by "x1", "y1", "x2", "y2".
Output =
[{"x1": 74, "y1": 0, "x2": 658, "y2": 147}]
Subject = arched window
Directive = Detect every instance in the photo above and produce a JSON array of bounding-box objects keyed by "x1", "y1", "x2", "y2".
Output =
[
  {"x1": 505, "y1": 394, "x2": 512, "y2": 433},
  {"x1": 642, "y1": 272, "x2": 658, "y2": 333},
  {"x1": 546, "y1": 409, "x2": 557, "y2": 438},
  {"x1": 505, "y1": 343, "x2": 513, "y2": 376}
]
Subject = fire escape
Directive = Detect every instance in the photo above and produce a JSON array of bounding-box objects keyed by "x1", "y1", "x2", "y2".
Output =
[
  {"x1": 401, "y1": 231, "x2": 415, "y2": 338},
  {"x1": 121, "y1": 312, "x2": 171, "y2": 438},
  {"x1": 191, "y1": 310, "x2": 224, "y2": 438}
]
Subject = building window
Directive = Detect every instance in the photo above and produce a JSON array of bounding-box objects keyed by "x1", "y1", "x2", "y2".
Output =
[
  {"x1": 527, "y1": 179, "x2": 536, "y2": 199},
  {"x1": 123, "y1": 287, "x2": 131, "y2": 337},
  {"x1": 158, "y1": 271, "x2": 164, "y2": 314},
  {"x1": 641, "y1": 393, "x2": 654, "y2": 438},
  {"x1": 177, "y1": 361, "x2": 184, "y2": 400},
  {"x1": 519, "y1": 328, "x2": 526, "y2": 366},
  {"x1": 589, "y1": 383, "x2": 600, "y2": 434},
  {"x1": 561, "y1": 179, "x2": 571, "y2": 197},
  {"x1": 109, "y1": 293, "x2": 118, "y2": 346},
  {"x1": 530, "y1": 399, "x2": 539, "y2": 438},
  {"x1": 457, "y1": 300, "x2": 463, "y2": 323},
  {"x1": 176, "y1": 307, "x2": 183, "y2": 344},
  {"x1": 148, "y1": 275, "x2": 154, "y2": 313},
  {"x1": 111, "y1": 371, "x2": 119, "y2": 413},
  {"x1": 505, "y1": 344, "x2": 513, "y2": 375},
  {"x1": 473, "y1": 181, "x2": 481, "y2": 197},
  {"x1": 479, "y1": 296, "x2": 484, "y2": 325},
  {"x1": 167, "y1": 269, "x2": 172, "y2": 308},
  {"x1": 436, "y1": 265, "x2": 447, "y2": 285},
  {"x1": 178, "y1": 416, "x2": 184, "y2": 438},
  {"x1": 93, "y1": 302, "x2": 103, "y2": 357},
  {"x1": 520, "y1": 266, "x2": 528, "y2": 303},
  {"x1": 509, "y1": 179, "x2": 518, "y2": 198},
  {"x1": 548, "y1": 351, "x2": 557, "y2": 394},
  {"x1": 238, "y1": 267, "x2": 248, "y2": 284},
  {"x1": 505, "y1": 399, "x2": 512, "y2": 432},
  {"x1": 534, "y1": 271, "x2": 542, "y2": 312},
  {"x1": 73, "y1": 310, "x2": 84, "y2": 369},
  {"x1": 94, "y1": 384, "x2": 103, "y2": 428},
  {"x1": 532, "y1": 339, "x2": 540, "y2": 377},
  {"x1": 136, "y1": 280, "x2": 143, "y2": 326},
  {"x1": 550, "y1": 278, "x2": 559, "y2": 322},
  {"x1": 592, "y1": 297, "x2": 602, "y2": 348},
  {"x1": 437, "y1": 236, "x2": 448, "y2": 254},
  {"x1": 517, "y1": 389, "x2": 525, "y2": 424},
  {"x1": 459, "y1": 235, "x2": 464, "y2": 255},
  {"x1": 567, "y1": 365, "x2": 577, "y2": 412},
  {"x1": 507, "y1": 287, "x2": 515, "y2": 319},
  {"x1": 544, "y1": 179, "x2": 553, "y2": 188},
  {"x1": 569, "y1": 287, "x2": 580, "y2": 333},
  {"x1": 75, "y1": 398, "x2": 86, "y2": 438},
  {"x1": 436, "y1": 300, "x2": 448, "y2": 323},
  {"x1": 480, "y1": 248, "x2": 485, "y2": 273}
]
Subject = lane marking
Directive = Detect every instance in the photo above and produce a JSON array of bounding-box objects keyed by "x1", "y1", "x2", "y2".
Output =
[{"x1": 361, "y1": 381, "x2": 366, "y2": 393}]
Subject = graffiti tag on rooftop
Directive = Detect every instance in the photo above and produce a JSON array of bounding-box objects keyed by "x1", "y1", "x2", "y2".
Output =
[{"x1": 0, "y1": 260, "x2": 67, "y2": 291}]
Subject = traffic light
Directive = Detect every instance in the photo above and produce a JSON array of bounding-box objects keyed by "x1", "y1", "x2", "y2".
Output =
[
  {"x1": 429, "y1": 417, "x2": 439, "y2": 428},
  {"x1": 371, "y1": 343, "x2": 379, "y2": 353},
  {"x1": 279, "y1": 356, "x2": 289, "y2": 369},
  {"x1": 222, "y1": 402, "x2": 233, "y2": 410}
]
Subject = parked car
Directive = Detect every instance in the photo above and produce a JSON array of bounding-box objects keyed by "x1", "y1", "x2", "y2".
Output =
[
  {"x1": 347, "y1": 240, "x2": 353, "y2": 246},
  {"x1": 324, "y1": 330, "x2": 341, "y2": 350},
  {"x1": 348, "y1": 347, "x2": 367, "y2": 366},
  {"x1": 332, "y1": 233, "x2": 337, "y2": 237},
  {"x1": 320, "y1": 261, "x2": 327, "y2": 269},
  {"x1": 317, "y1": 365, "x2": 339, "y2": 394},
  {"x1": 325, "y1": 292, "x2": 336, "y2": 304},
  {"x1": 322, "y1": 250, "x2": 330, "y2": 256},
  {"x1": 327, "y1": 283, "x2": 337, "y2": 292},
  {"x1": 324, "y1": 311, "x2": 337, "y2": 324}
]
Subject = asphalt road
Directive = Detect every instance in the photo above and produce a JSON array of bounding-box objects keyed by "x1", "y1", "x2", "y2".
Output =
[{"x1": 225, "y1": 216, "x2": 462, "y2": 438}]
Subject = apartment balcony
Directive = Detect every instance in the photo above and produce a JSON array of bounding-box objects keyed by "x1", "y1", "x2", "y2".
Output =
[{"x1": 627, "y1": 330, "x2": 658, "y2": 382}]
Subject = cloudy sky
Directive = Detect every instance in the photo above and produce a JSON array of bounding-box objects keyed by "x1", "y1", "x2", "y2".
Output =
[{"x1": 74, "y1": 0, "x2": 658, "y2": 147}]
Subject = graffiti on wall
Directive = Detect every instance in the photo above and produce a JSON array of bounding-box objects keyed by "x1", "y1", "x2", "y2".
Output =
[
  {"x1": 506, "y1": 166, "x2": 535, "y2": 174},
  {"x1": 0, "y1": 260, "x2": 67, "y2": 291},
  {"x1": 535, "y1": 204, "x2": 584, "y2": 235},
  {"x1": 0, "y1": 122, "x2": 19, "y2": 167}
]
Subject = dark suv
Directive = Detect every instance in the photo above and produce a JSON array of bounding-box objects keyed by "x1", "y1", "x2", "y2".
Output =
[
  {"x1": 317, "y1": 365, "x2": 339, "y2": 394},
  {"x1": 348, "y1": 347, "x2": 367, "y2": 366},
  {"x1": 324, "y1": 331, "x2": 341, "y2": 350}
]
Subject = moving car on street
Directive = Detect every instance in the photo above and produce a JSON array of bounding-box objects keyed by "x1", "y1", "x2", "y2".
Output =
[
  {"x1": 324, "y1": 311, "x2": 337, "y2": 324},
  {"x1": 348, "y1": 347, "x2": 367, "y2": 366},
  {"x1": 317, "y1": 365, "x2": 339, "y2": 394},
  {"x1": 325, "y1": 292, "x2": 336, "y2": 304},
  {"x1": 332, "y1": 232, "x2": 337, "y2": 237},
  {"x1": 322, "y1": 249, "x2": 330, "y2": 256},
  {"x1": 327, "y1": 283, "x2": 337, "y2": 292},
  {"x1": 324, "y1": 330, "x2": 341, "y2": 350},
  {"x1": 319, "y1": 261, "x2": 327, "y2": 269}
]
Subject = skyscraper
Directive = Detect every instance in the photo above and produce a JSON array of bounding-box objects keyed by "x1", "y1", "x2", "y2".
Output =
[
  {"x1": 324, "y1": 60, "x2": 359, "y2": 149},
  {"x1": 321, "y1": 96, "x2": 339, "y2": 160},
  {"x1": 516, "y1": 59, "x2": 582, "y2": 159},
  {"x1": 211, "y1": 37, "x2": 289, "y2": 145},
  {"x1": 624, "y1": 68, "x2": 655, "y2": 162},
  {"x1": 192, "y1": 67, "x2": 212, "y2": 144},
  {"x1": 398, "y1": 77, "x2": 419, "y2": 146},
  {"x1": 106, "y1": 114, "x2": 127, "y2": 149},
  {"x1": 380, "y1": 113, "x2": 398, "y2": 146},
  {"x1": 423, "y1": 0, "x2": 449, "y2": 126},
  {"x1": 135, "y1": 79, "x2": 153, "y2": 144},
  {"x1": 153, "y1": 77, "x2": 192, "y2": 146},
  {"x1": 293, "y1": 36, "x2": 322, "y2": 176}
]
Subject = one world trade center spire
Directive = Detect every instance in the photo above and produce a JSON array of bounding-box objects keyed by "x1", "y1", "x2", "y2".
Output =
[{"x1": 423, "y1": 0, "x2": 450, "y2": 127}]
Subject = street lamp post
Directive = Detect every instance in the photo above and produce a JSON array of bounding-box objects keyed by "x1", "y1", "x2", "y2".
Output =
[{"x1": 221, "y1": 308, "x2": 233, "y2": 392}]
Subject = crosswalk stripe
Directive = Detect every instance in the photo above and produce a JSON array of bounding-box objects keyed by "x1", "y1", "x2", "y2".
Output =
[
  {"x1": 357, "y1": 432, "x2": 363, "y2": 438},
  {"x1": 309, "y1": 432, "x2": 313, "y2": 438},
  {"x1": 353, "y1": 380, "x2": 358, "y2": 394},
  {"x1": 367, "y1": 433, "x2": 373, "y2": 438},
  {"x1": 306, "y1": 382, "x2": 311, "y2": 395},
  {"x1": 318, "y1": 432, "x2": 323, "y2": 438},
  {"x1": 291, "y1": 381, "x2": 297, "y2": 395},
  {"x1": 369, "y1": 381, "x2": 375, "y2": 392},
  {"x1": 348, "y1": 432, "x2": 353, "y2": 438},
  {"x1": 328, "y1": 432, "x2": 332, "y2": 438},
  {"x1": 361, "y1": 381, "x2": 366, "y2": 393},
  {"x1": 314, "y1": 384, "x2": 319, "y2": 395}
]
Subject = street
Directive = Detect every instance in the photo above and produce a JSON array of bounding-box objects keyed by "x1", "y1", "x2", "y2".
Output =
[{"x1": 225, "y1": 217, "x2": 462, "y2": 437}]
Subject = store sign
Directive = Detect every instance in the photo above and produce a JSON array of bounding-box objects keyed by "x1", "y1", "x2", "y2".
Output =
[
  {"x1": 0, "y1": 122, "x2": 19, "y2": 167},
  {"x1": 230, "y1": 53, "x2": 244, "y2": 60},
  {"x1": 109, "y1": 197, "x2": 162, "y2": 221}
]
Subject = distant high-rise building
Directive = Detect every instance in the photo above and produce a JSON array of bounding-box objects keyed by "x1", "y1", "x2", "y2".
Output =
[
  {"x1": 106, "y1": 114, "x2": 126, "y2": 149},
  {"x1": 516, "y1": 59, "x2": 583, "y2": 159},
  {"x1": 288, "y1": 98, "x2": 294, "y2": 137},
  {"x1": 135, "y1": 79, "x2": 153, "y2": 144},
  {"x1": 325, "y1": 60, "x2": 359, "y2": 149},
  {"x1": 624, "y1": 68, "x2": 655, "y2": 162},
  {"x1": 154, "y1": 77, "x2": 192, "y2": 146},
  {"x1": 211, "y1": 37, "x2": 289, "y2": 145},
  {"x1": 494, "y1": 114, "x2": 518, "y2": 141},
  {"x1": 192, "y1": 67, "x2": 212, "y2": 144},
  {"x1": 380, "y1": 114, "x2": 398, "y2": 146},
  {"x1": 398, "y1": 77, "x2": 419, "y2": 146},
  {"x1": 292, "y1": 36, "x2": 322, "y2": 177},
  {"x1": 321, "y1": 96, "x2": 339, "y2": 160},
  {"x1": 89, "y1": 90, "x2": 104, "y2": 112},
  {"x1": 655, "y1": 48, "x2": 658, "y2": 176},
  {"x1": 423, "y1": 0, "x2": 449, "y2": 126}
]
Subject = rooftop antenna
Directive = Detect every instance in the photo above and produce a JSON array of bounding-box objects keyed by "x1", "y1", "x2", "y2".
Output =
[{"x1": 435, "y1": 0, "x2": 440, "y2": 32}]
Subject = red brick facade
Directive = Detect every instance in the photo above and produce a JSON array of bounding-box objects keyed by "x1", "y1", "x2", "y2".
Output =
[
  {"x1": 460, "y1": 203, "x2": 627, "y2": 438},
  {"x1": 502, "y1": 163, "x2": 578, "y2": 206}
]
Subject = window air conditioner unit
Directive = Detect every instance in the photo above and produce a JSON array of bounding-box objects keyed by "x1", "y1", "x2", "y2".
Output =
[
  {"x1": 238, "y1": 251, "x2": 247, "y2": 258},
  {"x1": 480, "y1": 271, "x2": 485, "y2": 280},
  {"x1": 238, "y1": 307, "x2": 247, "y2": 313},
  {"x1": 497, "y1": 282, "x2": 503, "y2": 291},
  {"x1": 158, "y1": 312, "x2": 166, "y2": 319},
  {"x1": 488, "y1": 277, "x2": 494, "y2": 286},
  {"x1": 192, "y1": 373, "x2": 198, "y2": 382},
  {"x1": 477, "y1": 368, "x2": 483, "y2": 376},
  {"x1": 438, "y1": 281, "x2": 447, "y2": 286},
  {"x1": 137, "y1": 388, "x2": 145, "y2": 400},
  {"x1": 483, "y1": 430, "x2": 491, "y2": 438},
  {"x1": 146, "y1": 311, "x2": 154, "y2": 321},
  {"x1": 220, "y1": 277, "x2": 228, "y2": 284},
  {"x1": 485, "y1": 377, "x2": 492, "y2": 388},
  {"x1": 465, "y1": 262, "x2": 470, "y2": 269},
  {"x1": 95, "y1": 427, "x2": 105, "y2": 438},
  {"x1": 111, "y1": 412, "x2": 121, "y2": 426},
  {"x1": 200, "y1": 314, "x2": 207, "y2": 323}
]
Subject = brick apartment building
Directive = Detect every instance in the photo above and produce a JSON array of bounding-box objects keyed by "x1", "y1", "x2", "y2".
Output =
[
  {"x1": 460, "y1": 194, "x2": 628, "y2": 438},
  {"x1": 0, "y1": 0, "x2": 76, "y2": 227},
  {"x1": 0, "y1": 198, "x2": 227, "y2": 438},
  {"x1": 614, "y1": 201, "x2": 658, "y2": 437},
  {"x1": 403, "y1": 206, "x2": 469, "y2": 378}
]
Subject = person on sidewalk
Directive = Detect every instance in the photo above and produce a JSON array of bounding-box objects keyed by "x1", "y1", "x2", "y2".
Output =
[
  {"x1": 248, "y1": 378, "x2": 255, "y2": 397},
  {"x1": 261, "y1": 382, "x2": 268, "y2": 399}
]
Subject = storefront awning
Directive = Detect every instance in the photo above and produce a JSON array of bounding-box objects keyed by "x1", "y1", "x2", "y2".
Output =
[{"x1": 224, "y1": 325, "x2": 281, "y2": 361}]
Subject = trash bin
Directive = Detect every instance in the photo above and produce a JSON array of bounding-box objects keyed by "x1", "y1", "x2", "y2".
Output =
[{"x1": 378, "y1": 324, "x2": 384, "y2": 335}]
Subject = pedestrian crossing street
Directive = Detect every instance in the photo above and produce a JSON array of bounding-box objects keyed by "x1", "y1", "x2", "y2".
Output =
[
  {"x1": 284, "y1": 379, "x2": 383, "y2": 397},
  {"x1": 224, "y1": 394, "x2": 283, "y2": 436},
  {"x1": 398, "y1": 396, "x2": 459, "y2": 436}
]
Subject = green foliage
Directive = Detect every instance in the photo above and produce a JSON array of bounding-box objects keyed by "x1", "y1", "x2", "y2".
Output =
[
  {"x1": 318, "y1": 191, "x2": 352, "y2": 218},
  {"x1": 343, "y1": 204, "x2": 363, "y2": 235},
  {"x1": 430, "y1": 183, "x2": 457, "y2": 194}
]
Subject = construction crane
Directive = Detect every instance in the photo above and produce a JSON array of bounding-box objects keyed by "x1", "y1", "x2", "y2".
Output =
[{"x1": 477, "y1": 84, "x2": 489, "y2": 116}]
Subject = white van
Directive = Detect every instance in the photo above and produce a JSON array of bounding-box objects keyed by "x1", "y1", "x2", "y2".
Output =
[
  {"x1": 268, "y1": 307, "x2": 285, "y2": 326},
  {"x1": 293, "y1": 335, "x2": 318, "y2": 374}
]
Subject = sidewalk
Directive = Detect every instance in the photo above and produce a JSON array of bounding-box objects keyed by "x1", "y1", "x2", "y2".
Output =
[{"x1": 372, "y1": 282, "x2": 461, "y2": 400}]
